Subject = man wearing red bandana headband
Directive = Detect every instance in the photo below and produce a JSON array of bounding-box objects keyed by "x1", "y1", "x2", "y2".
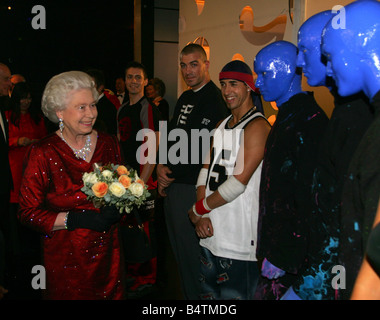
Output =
[{"x1": 188, "y1": 60, "x2": 271, "y2": 300}]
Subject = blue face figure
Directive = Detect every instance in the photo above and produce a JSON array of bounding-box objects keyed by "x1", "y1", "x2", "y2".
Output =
[
  {"x1": 297, "y1": 11, "x2": 335, "y2": 88},
  {"x1": 321, "y1": 0, "x2": 380, "y2": 99},
  {"x1": 321, "y1": 33, "x2": 361, "y2": 97},
  {"x1": 254, "y1": 41, "x2": 302, "y2": 107}
]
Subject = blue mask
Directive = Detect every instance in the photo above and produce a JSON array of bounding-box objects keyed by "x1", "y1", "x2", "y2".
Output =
[
  {"x1": 254, "y1": 41, "x2": 303, "y2": 107},
  {"x1": 297, "y1": 10, "x2": 335, "y2": 88},
  {"x1": 321, "y1": 0, "x2": 380, "y2": 100}
]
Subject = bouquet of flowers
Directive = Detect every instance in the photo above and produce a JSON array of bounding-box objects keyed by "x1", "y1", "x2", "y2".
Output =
[{"x1": 81, "y1": 163, "x2": 150, "y2": 214}]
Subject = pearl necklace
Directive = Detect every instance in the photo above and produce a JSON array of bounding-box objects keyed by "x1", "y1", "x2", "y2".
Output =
[{"x1": 60, "y1": 132, "x2": 92, "y2": 161}]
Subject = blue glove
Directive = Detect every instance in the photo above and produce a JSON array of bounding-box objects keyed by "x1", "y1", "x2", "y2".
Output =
[
  {"x1": 281, "y1": 286, "x2": 302, "y2": 300},
  {"x1": 261, "y1": 258, "x2": 286, "y2": 279}
]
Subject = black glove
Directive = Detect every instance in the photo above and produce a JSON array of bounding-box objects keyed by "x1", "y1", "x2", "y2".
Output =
[{"x1": 66, "y1": 205, "x2": 121, "y2": 232}]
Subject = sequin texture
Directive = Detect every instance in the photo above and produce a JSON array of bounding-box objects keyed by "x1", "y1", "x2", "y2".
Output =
[{"x1": 18, "y1": 132, "x2": 124, "y2": 300}]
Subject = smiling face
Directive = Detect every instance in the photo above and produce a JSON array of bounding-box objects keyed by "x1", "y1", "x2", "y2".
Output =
[
  {"x1": 57, "y1": 88, "x2": 98, "y2": 136},
  {"x1": 180, "y1": 51, "x2": 210, "y2": 90},
  {"x1": 125, "y1": 67, "x2": 147, "y2": 97},
  {"x1": 220, "y1": 79, "x2": 250, "y2": 112}
]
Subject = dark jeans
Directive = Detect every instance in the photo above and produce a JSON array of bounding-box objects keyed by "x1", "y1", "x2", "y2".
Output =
[
  {"x1": 164, "y1": 183, "x2": 200, "y2": 300},
  {"x1": 199, "y1": 246, "x2": 259, "y2": 300}
]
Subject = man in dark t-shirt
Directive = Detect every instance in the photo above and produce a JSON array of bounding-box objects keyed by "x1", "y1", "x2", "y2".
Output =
[
  {"x1": 156, "y1": 44, "x2": 227, "y2": 299},
  {"x1": 117, "y1": 61, "x2": 161, "y2": 295}
]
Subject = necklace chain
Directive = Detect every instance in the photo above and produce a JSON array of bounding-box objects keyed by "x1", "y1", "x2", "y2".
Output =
[
  {"x1": 227, "y1": 106, "x2": 257, "y2": 128},
  {"x1": 60, "y1": 132, "x2": 92, "y2": 161}
]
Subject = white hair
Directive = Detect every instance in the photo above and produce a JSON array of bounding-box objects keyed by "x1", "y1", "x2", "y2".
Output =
[{"x1": 41, "y1": 71, "x2": 99, "y2": 123}]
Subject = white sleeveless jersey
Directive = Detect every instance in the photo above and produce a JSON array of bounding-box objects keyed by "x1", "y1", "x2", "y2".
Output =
[{"x1": 200, "y1": 109, "x2": 264, "y2": 261}]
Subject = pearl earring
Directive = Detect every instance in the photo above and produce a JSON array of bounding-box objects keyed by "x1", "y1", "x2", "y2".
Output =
[{"x1": 59, "y1": 118, "x2": 64, "y2": 132}]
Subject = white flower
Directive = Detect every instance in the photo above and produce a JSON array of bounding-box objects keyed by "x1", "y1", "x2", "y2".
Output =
[
  {"x1": 129, "y1": 182, "x2": 144, "y2": 197},
  {"x1": 83, "y1": 172, "x2": 98, "y2": 185},
  {"x1": 109, "y1": 182, "x2": 126, "y2": 197},
  {"x1": 102, "y1": 169, "x2": 113, "y2": 179}
]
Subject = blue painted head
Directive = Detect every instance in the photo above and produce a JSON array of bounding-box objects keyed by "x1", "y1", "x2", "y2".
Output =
[
  {"x1": 297, "y1": 10, "x2": 336, "y2": 88},
  {"x1": 254, "y1": 41, "x2": 302, "y2": 107},
  {"x1": 321, "y1": 0, "x2": 380, "y2": 99}
]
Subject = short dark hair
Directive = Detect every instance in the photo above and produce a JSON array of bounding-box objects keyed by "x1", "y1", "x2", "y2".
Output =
[
  {"x1": 125, "y1": 61, "x2": 148, "y2": 79},
  {"x1": 180, "y1": 43, "x2": 207, "y2": 61}
]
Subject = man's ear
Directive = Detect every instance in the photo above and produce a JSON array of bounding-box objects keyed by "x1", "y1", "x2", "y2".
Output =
[{"x1": 204, "y1": 60, "x2": 210, "y2": 70}]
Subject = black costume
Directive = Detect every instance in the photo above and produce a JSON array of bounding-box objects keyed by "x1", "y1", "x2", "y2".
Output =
[
  {"x1": 255, "y1": 92, "x2": 328, "y2": 300},
  {"x1": 339, "y1": 90, "x2": 380, "y2": 299},
  {"x1": 291, "y1": 91, "x2": 373, "y2": 300}
]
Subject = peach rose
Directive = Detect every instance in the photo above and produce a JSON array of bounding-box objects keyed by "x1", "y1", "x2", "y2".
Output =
[
  {"x1": 91, "y1": 181, "x2": 108, "y2": 198},
  {"x1": 136, "y1": 178, "x2": 145, "y2": 187},
  {"x1": 118, "y1": 174, "x2": 132, "y2": 188},
  {"x1": 116, "y1": 165, "x2": 129, "y2": 176}
]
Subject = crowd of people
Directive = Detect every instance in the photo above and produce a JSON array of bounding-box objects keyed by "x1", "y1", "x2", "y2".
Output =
[{"x1": 0, "y1": 0, "x2": 380, "y2": 300}]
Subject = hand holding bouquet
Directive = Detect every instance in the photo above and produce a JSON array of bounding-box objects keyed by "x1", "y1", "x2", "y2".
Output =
[{"x1": 81, "y1": 163, "x2": 150, "y2": 213}]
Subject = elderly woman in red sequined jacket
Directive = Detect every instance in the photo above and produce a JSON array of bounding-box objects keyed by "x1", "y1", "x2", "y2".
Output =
[{"x1": 18, "y1": 71, "x2": 125, "y2": 300}]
